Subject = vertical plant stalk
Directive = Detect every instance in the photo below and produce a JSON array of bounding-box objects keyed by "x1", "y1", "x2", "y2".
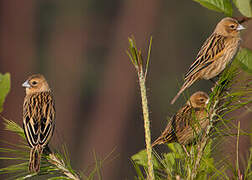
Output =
[
  {"x1": 236, "y1": 121, "x2": 241, "y2": 179},
  {"x1": 127, "y1": 37, "x2": 154, "y2": 179},
  {"x1": 138, "y1": 68, "x2": 154, "y2": 180}
]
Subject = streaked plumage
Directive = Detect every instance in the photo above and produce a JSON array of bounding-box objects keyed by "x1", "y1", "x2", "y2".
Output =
[
  {"x1": 22, "y1": 74, "x2": 55, "y2": 172},
  {"x1": 171, "y1": 17, "x2": 245, "y2": 104},
  {"x1": 152, "y1": 91, "x2": 209, "y2": 147}
]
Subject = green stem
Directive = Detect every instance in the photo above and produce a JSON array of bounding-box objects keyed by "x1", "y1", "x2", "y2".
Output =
[
  {"x1": 190, "y1": 100, "x2": 219, "y2": 179},
  {"x1": 48, "y1": 153, "x2": 80, "y2": 180},
  {"x1": 236, "y1": 121, "x2": 240, "y2": 179},
  {"x1": 138, "y1": 69, "x2": 154, "y2": 180}
]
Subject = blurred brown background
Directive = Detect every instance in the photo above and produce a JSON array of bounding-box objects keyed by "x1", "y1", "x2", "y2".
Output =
[{"x1": 0, "y1": 0, "x2": 251, "y2": 179}]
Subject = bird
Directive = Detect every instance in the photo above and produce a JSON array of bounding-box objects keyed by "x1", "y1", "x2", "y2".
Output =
[
  {"x1": 22, "y1": 74, "x2": 55, "y2": 173},
  {"x1": 171, "y1": 17, "x2": 245, "y2": 104},
  {"x1": 152, "y1": 91, "x2": 209, "y2": 148}
]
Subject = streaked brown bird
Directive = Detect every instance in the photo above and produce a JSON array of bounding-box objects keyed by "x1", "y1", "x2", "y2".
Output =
[
  {"x1": 22, "y1": 74, "x2": 55, "y2": 172},
  {"x1": 171, "y1": 17, "x2": 245, "y2": 104},
  {"x1": 152, "y1": 91, "x2": 209, "y2": 148}
]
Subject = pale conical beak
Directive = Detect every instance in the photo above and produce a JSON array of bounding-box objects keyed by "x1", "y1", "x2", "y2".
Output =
[
  {"x1": 22, "y1": 80, "x2": 31, "y2": 88},
  {"x1": 205, "y1": 98, "x2": 210, "y2": 105},
  {"x1": 237, "y1": 24, "x2": 246, "y2": 31}
]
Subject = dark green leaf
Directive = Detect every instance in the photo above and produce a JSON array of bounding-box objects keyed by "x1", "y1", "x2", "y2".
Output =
[
  {"x1": 0, "y1": 73, "x2": 10, "y2": 112},
  {"x1": 233, "y1": 0, "x2": 252, "y2": 17},
  {"x1": 131, "y1": 150, "x2": 161, "y2": 169},
  {"x1": 128, "y1": 37, "x2": 138, "y2": 67},
  {"x1": 236, "y1": 48, "x2": 252, "y2": 74},
  {"x1": 193, "y1": 0, "x2": 233, "y2": 16},
  {"x1": 167, "y1": 143, "x2": 184, "y2": 154},
  {"x1": 131, "y1": 160, "x2": 145, "y2": 180}
]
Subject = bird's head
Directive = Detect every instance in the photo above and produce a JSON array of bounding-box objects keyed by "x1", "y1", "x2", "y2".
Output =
[
  {"x1": 22, "y1": 74, "x2": 50, "y2": 95},
  {"x1": 215, "y1": 17, "x2": 245, "y2": 37},
  {"x1": 187, "y1": 91, "x2": 209, "y2": 108}
]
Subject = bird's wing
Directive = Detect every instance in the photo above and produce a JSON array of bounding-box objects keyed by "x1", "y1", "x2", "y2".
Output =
[
  {"x1": 184, "y1": 33, "x2": 226, "y2": 80},
  {"x1": 39, "y1": 92, "x2": 55, "y2": 146},
  {"x1": 161, "y1": 117, "x2": 176, "y2": 142},
  {"x1": 151, "y1": 116, "x2": 177, "y2": 147},
  {"x1": 175, "y1": 105, "x2": 192, "y2": 133},
  {"x1": 23, "y1": 92, "x2": 55, "y2": 148}
]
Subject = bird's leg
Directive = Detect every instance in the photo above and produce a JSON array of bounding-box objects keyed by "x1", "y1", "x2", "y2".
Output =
[
  {"x1": 182, "y1": 145, "x2": 190, "y2": 157},
  {"x1": 210, "y1": 73, "x2": 231, "y2": 91},
  {"x1": 44, "y1": 145, "x2": 52, "y2": 155},
  {"x1": 210, "y1": 78, "x2": 217, "y2": 85},
  {"x1": 210, "y1": 78, "x2": 219, "y2": 92}
]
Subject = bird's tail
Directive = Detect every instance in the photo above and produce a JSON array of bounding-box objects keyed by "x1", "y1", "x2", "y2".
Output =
[
  {"x1": 29, "y1": 145, "x2": 43, "y2": 173},
  {"x1": 151, "y1": 137, "x2": 164, "y2": 147},
  {"x1": 152, "y1": 132, "x2": 174, "y2": 147},
  {"x1": 170, "y1": 76, "x2": 198, "y2": 104}
]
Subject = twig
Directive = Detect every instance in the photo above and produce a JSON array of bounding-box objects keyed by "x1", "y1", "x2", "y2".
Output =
[
  {"x1": 144, "y1": 36, "x2": 152, "y2": 81},
  {"x1": 127, "y1": 36, "x2": 154, "y2": 180},
  {"x1": 190, "y1": 99, "x2": 219, "y2": 179},
  {"x1": 236, "y1": 121, "x2": 243, "y2": 180},
  {"x1": 138, "y1": 67, "x2": 154, "y2": 180},
  {"x1": 48, "y1": 153, "x2": 80, "y2": 180},
  {"x1": 0, "y1": 118, "x2": 82, "y2": 179}
]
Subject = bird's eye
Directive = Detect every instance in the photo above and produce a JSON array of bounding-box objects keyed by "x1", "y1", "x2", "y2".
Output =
[
  {"x1": 199, "y1": 98, "x2": 204, "y2": 102},
  {"x1": 230, "y1": 24, "x2": 235, "y2": 29},
  {"x1": 31, "y1": 81, "x2": 37, "y2": 85}
]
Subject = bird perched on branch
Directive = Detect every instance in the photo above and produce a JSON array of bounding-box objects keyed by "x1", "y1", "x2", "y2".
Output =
[
  {"x1": 22, "y1": 74, "x2": 55, "y2": 172},
  {"x1": 152, "y1": 91, "x2": 209, "y2": 148},
  {"x1": 171, "y1": 17, "x2": 245, "y2": 104}
]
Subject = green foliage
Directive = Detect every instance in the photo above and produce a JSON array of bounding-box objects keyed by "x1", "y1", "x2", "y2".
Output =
[
  {"x1": 131, "y1": 150, "x2": 162, "y2": 170},
  {"x1": 130, "y1": 1, "x2": 252, "y2": 176},
  {"x1": 0, "y1": 73, "x2": 10, "y2": 113},
  {"x1": 233, "y1": 0, "x2": 252, "y2": 17},
  {"x1": 193, "y1": 0, "x2": 233, "y2": 16},
  {"x1": 0, "y1": 118, "x2": 114, "y2": 180},
  {"x1": 0, "y1": 105, "x2": 116, "y2": 179},
  {"x1": 130, "y1": 0, "x2": 252, "y2": 177},
  {"x1": 0, "y1": 118, "x2": 112, "y2": 179},
  {"x1": 196, "y1": 141, "x2": 215, "y2": 178},
  {"x1": 0, "y1": 119, "x2": 81, "y2": 179},
  {"x1": 131, "y1": 56, "x2": 252, "y2": 179},
  {"x1": 193, "y1": 0, "x2": 252, "y2": 17},
  {"x1": 127, "y1": 36, "x2": 152, "y2": 79},
  {"x1": 237, "y1": 48, "x2": 252, "y2": 74},
  {"x1": 84, "y1": 150, "x2": 116, "y2": 180},
  {"x1": 3, "y1": 117, "x2": 26, "y2": 140},
  {"x1": 244, "y1": 147, "x2": 252, "y2": 179},
  {"x1": 132, "y1": 141, "x2": 217, "y2": 179}
]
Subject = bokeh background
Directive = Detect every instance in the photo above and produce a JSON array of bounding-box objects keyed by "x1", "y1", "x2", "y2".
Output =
[{"x1": 0, "y1": 0, "x2": 251, "y2": 179}]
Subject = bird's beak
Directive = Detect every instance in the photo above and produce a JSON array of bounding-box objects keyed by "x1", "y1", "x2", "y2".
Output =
[
  {"x1": 237, "y1": 24, "x2": 246, "y2": 31},
  {"x1": 22, "y1": 80, "x2": 31, "y2": 88},
  {"x1": 205, "y1": 98, "x2": 210, "y2": 105}
]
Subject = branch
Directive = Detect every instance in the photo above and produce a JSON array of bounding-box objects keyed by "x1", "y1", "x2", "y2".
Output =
[{"x1": 127, "y1": 36, "x2": 154, "y2": 180}]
